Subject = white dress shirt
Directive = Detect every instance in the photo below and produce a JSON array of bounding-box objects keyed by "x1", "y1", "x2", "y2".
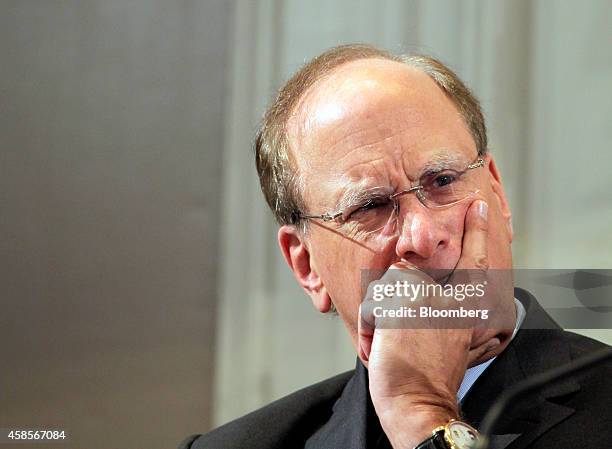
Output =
[{"x1": 457, "y1": 298, "x2": 527, "y2": 402}]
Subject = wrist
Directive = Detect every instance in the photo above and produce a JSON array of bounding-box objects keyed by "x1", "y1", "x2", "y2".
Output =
[{"x1": 378, "y1": 404, "x2": 459, "y2": 449}]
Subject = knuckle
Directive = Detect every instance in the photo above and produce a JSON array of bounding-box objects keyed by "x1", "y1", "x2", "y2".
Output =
[{"x1": 472, "y1": 254, "x2": 489, "y2": 271}]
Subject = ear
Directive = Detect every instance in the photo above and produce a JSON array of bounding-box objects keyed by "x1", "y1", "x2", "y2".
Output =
[
  {"x1": 486, "y1": 155, "x2": 514, "y2": 242},
  {"x1": 278, "y1": 225, "x2": 332, "y2": 313}
]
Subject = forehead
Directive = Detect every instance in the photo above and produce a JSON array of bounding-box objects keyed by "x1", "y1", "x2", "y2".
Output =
[{"x1": 286, "y1": 58, "x2": 476, "y2": 205}]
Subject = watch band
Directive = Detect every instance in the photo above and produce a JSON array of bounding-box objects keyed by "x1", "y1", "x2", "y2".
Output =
[{"x1": 413, "y1": 429, "x2": 448, "y2": 449}]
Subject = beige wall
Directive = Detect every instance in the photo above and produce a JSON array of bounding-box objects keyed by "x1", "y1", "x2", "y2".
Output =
[{"x1": 0, "y1": 1, "x2": 233, "y2": 448}]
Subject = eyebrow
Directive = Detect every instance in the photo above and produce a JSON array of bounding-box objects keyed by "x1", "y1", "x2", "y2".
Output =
[
  {"x1": 419, "y1": 153, "x2": 465, "y2": 174},
  {"x1": 331, "y1": 152, "x2": 470, "y2": 212},
  {"x1": 335, "y1": 184, "x2": 393, "y2": 212}
]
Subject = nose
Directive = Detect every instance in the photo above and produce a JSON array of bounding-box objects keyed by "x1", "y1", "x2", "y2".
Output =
[{"x1": 393, "y1": 195, "x2": 449, "y2": 263}]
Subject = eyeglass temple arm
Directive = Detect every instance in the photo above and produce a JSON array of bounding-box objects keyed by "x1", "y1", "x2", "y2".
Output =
[
  {"x1": 467, "y1": 158, "x2": 485, "y2": 169},
  {"x1": 298, "y1": 211, "x2": 342, "y2": 222}
]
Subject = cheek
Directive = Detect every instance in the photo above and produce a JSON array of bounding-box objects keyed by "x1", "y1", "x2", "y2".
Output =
[
  {"x1": 439, "y1": 204, "x2": 469, "y2": 264},
  {"x1": 445, "y1": 203, "x2": 469, "y2": 238},
  {"x1": 310, "y1": 232, "x2": 360, "y2": 296},
  {"x1": 310, "y1": 232, "x2": 387, "y2": 328}
]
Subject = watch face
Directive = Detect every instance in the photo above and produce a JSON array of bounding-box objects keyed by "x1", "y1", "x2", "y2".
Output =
[{"x1": 447, "y1": 421, "x2": 479, "y2": 449}]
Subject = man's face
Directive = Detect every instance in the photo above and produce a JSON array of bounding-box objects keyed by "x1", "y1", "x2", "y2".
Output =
[{"x1": 284, "y1": 59, "x2": 513, "y2": 346}]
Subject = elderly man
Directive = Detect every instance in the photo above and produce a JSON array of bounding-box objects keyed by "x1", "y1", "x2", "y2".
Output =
[{"x1": 181, "y1": 45, "x2": 611, "y2": 449}]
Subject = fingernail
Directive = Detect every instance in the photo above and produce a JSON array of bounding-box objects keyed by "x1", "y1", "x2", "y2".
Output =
[{"x1": 478, "y1": 201, "x2": 488, "y2": 221}]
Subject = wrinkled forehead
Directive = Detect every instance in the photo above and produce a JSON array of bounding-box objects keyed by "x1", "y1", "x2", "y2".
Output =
[
  {"x1": 287, "y1": 59, "x2": 450, "y2": 163},
  {"x1": 285, "y1": 59, "x2": 475, "y2": 207}
]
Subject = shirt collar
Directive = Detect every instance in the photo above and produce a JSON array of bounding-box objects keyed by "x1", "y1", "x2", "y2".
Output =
[{"x1": 457, "y1": 297, "x2": 527, "y2": 402}]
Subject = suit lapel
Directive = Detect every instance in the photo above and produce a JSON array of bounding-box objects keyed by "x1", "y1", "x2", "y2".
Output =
[
  {"x1": 305, "y1": 360, "x2": 373, "y2": 449},
  {"x1": 462, "y1": 288, "x2": 580, "y2": 449}
]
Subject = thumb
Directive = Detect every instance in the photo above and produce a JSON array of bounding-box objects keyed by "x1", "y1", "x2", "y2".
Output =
[
  {"x1": 357, "y1": 301, "x2": 376, "y2": 363},
  {"x1": 456, "y1": 200, "x2": 488, "y2": 271}
]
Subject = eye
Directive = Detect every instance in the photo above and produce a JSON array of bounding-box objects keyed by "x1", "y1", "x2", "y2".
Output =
[
  {"x1": 428, "y1": 170, "x2": 461, "y2": 189},
  {"x1": 434, "y1": 173, "x2": 456, "y2": 187},
  {"x1": 345, "y1": 197, "x2": 391, "y2": 220}
]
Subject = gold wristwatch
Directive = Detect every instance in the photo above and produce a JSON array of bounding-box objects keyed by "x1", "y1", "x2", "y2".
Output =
[{"x1": 414, "y1": 419, "x2": 480, "y2": 449}]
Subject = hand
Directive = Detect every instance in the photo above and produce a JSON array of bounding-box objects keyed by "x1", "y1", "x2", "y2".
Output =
[{"x1": 358, "y1": 199, "x2": 491, "y2": 449}]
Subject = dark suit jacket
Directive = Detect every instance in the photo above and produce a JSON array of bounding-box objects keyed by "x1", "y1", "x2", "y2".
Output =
[{"x1": 180, "y1": 288, "x2": 612, "y2": 448}]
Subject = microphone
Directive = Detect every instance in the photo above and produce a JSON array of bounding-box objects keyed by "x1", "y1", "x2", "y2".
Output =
[{"x1": 473, "y1": 346, "x2": 612, "y2": 449}]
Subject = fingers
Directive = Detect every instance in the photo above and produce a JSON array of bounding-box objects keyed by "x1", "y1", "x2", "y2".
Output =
[
  {"x1": 456, "y1": 199, "x2": 488, "y2": 271},
  {"x1": 358, "y1": 301, "x2": 375, "y2": 362},
  {"x1": 359, "y1": 266, "x2": 435, "y2": 363}
]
